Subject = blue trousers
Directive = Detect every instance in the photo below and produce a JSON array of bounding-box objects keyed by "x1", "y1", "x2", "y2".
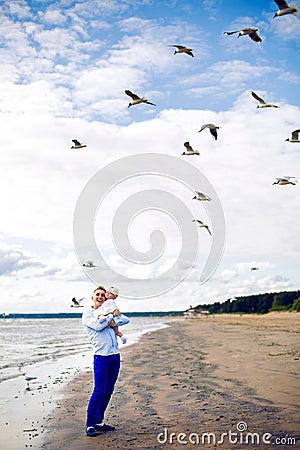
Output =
[{"x1": 86, "y1": 353, "x2": 120, "y2": 427}]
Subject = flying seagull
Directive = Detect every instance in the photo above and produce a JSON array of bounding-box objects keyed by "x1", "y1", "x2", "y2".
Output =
[
  {"x1": 273, "y1": 176, "x2": 297, "y2": 185},
  {"x1": 251, "y1": 91, "x2": 279, "y2": 108},
  {"x1": 182, "y1": 141, "x2": 199, "y2": 155},
  {"x1": 71, "y1": 297, "x2": 85, "y2": 308},
  {"x1": 193, "y1": 191, "x2": 212, "y2": 201},
  {"x1": 224, "y1": 27, "x2": 262, "y2": 43},
  {"x1": 273, "y1": 0, "x2": 299, "y2": 17},
  {"x1": 285, "y1": 129, "x2": 300, "y2": 142},
  {"x1": 192, "y1": 219, "x2": 212, "y2": 235},
  {"x1": 83, "y1": 260, "x2": 97, "y2": 267},
  {"x1": 71, "y1": 139, "x2": 86, "y2": 149},
  {"x1": 125, "y1": 90, "x2": 156, "y2": 107},
  {"x1": 169, "y1": 45, "x2": 194, "y2": 57},
  {"x1": 198, "y1": 124, "x2": 219, "y2": 140}
]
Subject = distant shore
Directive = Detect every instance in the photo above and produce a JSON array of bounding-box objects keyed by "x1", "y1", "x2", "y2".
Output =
[
  {"x1": 9, "y1": 312, "x2": 300, "y2": 450},
  {"x1": 0, "y1": 311, "x2": 184, "y2": 321}
]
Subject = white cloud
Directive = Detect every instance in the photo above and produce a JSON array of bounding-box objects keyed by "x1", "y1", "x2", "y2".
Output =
[
  {"x1": 2, "y1": 91, "x2": 299, "y2": 256},
  {"x1": 8, "y1": 0, "x2": 31, "y2": 19},
  {"x1": 43, "y1": 9, "x2": 67, "y2": 25},
  {"x1": 75, "y1": 65, "x2": 145, "y2": 103},
  {"x1": 0, "y1": 2, "x2": 299, "y2": 312},
  {"x1": 269, "y1": 10, "x2": 300, "y2": 39},
  {"x1": 0, "y1": 242, "x2": 45, "y2": 276},
  {"x1": 186, "y1": 60, "x2": 283, "y2": 98},
  {"x1": 72, "y1": 0, "x2": 128, "y2": 17},
  {"x1": 220, "y1": 269, "x2": 237, "y2": 282},
  {"x1": 33, "y1": 27, "x2": 76, "y2": 52}
]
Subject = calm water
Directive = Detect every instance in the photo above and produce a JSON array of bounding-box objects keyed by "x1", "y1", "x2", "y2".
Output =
[{"x1": 0, "y1": 316, "x2": 176, "y2": 383}]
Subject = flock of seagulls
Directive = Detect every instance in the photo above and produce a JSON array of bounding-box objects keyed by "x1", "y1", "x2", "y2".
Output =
[
  {"x1": 192, "y1": 192, "x2": 212, "y2": 237},
  {"x1": 175, "y1": 1, "x2": 298, "y2": 237},
  {"x1": 180, "y1": 85, "x2": 298, "y2": 198},
  {"x1": 70, "y1": 0, "x2": 298, "y2": 250},
  {"x1": 223, "y1": 1, "x2": 298, "y2": 43}
]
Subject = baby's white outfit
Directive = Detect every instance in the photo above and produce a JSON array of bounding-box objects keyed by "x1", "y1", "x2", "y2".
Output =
[
  {"x1": 93, "y1": 299, "x2": 117, "y2": 320},
  {"x1": 93, "y1": 299, "x2": 127, "y2": 344}
]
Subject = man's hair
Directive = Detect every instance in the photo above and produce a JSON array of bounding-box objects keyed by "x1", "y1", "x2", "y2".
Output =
[{"x1": 93, "y1": 285, "x2": 106, "y2": 293}]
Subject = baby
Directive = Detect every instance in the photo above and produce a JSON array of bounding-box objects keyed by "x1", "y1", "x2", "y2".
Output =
[{"x1": 94, "y1": 287, "x2": 127, "y2": 344}]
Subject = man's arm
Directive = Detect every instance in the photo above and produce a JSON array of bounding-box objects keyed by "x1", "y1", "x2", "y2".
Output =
[
  {"x1": 82, "y1": 310, "x2": 115, "y2": 331},
  {"x1": 113, "y1": 313, "x2": 130, "y2": 326}
]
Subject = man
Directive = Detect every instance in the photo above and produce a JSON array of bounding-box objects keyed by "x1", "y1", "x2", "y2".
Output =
[{"x1": 82, "y1": 285, "x2": 130, "y2": 437}]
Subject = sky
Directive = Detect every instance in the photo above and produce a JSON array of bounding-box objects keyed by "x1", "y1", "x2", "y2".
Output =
[{"x1": 1, "y1": 0, "x2": 300, "y2": 313}]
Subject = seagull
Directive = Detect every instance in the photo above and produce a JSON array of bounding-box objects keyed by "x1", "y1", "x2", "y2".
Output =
[
  {"x1": 71, "y1": 139, "x2": 86, "y2": 149},
  {"x1": 182, "y1": 142, "x2": 199, "y2": 155},
  {"x1": 198, "y1": 124, "x2": 219, "y2": 140},
  {"x1": 251, "y1": 91, "x2": 279, "y2": 108},
  {"x1": 224, "y1": 27, "x2": 262, "y2": 43},
  {"x1": 25, "y1": 376, "x2": 37, "y2": 390},
  {"x1": 193, "y1": 191, "x2": 212, "y2": 201},
  {"x1": 192, "y1": 219, "x2": 212, "y2": 235},
  {"x1": 125, "y1": 90, "x2": 156, "y2": 107},
  {"x1": 83, "y1": 260, "x2": 97, "y2": 267},
  {"x1": 273, "y1": 176, "x2": 297, "y2": 185},
  {"x1": 169, "y1": 45, "x2": 194, "y2": 57},
  {"x1": 273, "y1": 0, "x2": 299, "y2": 17},
  {"x1": 71, "y1": 297, "x2": 85, "y2": 308},
  {"x1": 285, "y1": 129, "x2": 300, "y2": 142}
]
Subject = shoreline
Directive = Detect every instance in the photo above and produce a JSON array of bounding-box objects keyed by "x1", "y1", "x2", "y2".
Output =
[
  {"x1": 40, "y1": 312, "x2": 299, "y2": 450},
  {"x1": 0, "y1": 352, "x2": 92, "y2": 450},
  {"x1": 0, "y1": 316, "x2": 175, "y2": 450}
]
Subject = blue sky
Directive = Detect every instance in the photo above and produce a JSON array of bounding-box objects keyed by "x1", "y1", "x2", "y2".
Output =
[{"x1": 0, "y1": 0, "x2": 299, "y2": 312}]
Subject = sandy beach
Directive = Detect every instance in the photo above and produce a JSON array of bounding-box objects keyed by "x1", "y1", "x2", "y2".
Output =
[{"x1": 36, "y1": 313, "x2": 299, "y2": 449}]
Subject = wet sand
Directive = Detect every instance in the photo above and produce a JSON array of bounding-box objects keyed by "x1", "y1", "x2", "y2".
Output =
[
  {"x1": 40, "y1": 313, "x2": 299, "y2": 449},
  {"x1": 0, "y1": 353, "x2": 92, "y2": 450}
]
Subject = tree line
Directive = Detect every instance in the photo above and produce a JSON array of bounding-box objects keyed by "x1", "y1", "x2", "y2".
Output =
[{"x1": 195, "y1": 290, "x2": 300, "y2": 314}]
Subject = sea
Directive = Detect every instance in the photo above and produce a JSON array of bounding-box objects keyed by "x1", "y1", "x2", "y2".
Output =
[
  {"x1": 0, "y1": 315, "x2": 178, "y2": 384},
  {"x1": 0, "y1": 315, "x2": 179, "y2": 449}
]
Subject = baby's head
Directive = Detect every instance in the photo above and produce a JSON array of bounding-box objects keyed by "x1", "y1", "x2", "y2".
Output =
[{"x1": 106, "y1": 286, "x2": 119, "y2": 300}]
